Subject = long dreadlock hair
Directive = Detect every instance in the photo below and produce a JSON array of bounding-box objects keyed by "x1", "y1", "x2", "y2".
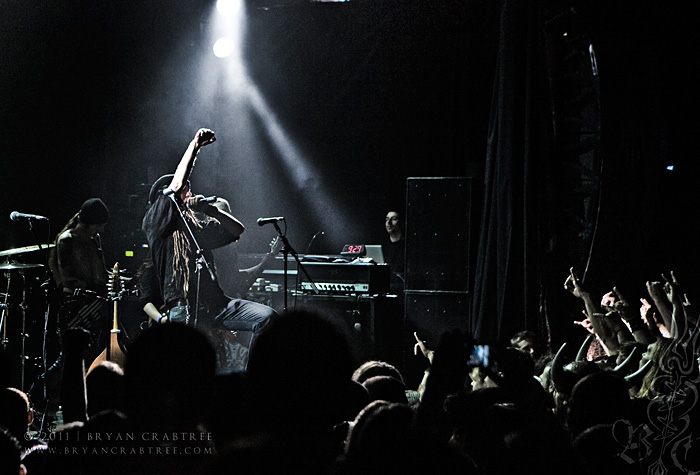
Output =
[{"x1": 171, "y1": 207, "x2": 204, "y2": 296}]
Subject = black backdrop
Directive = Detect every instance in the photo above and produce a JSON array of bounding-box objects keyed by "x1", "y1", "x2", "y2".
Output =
[
  {"x1": 0, "y1": 0, "x2": 497, "y2": 255},
  {"x1": 1, "y1": 0, "x2": 698, "y2": 349}
]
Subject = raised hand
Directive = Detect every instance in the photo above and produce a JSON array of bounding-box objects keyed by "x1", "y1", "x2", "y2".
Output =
[
  {"x1": 662, "y1": 271, "x2": 682, "y2": 305},
  {"x1": 413, "y1": 332, "x2": 434, "y2": 364},
  {"x1": 640, "y1": 298, "x2": 663, "y2": 337},
  {"x1": 573, "y1": 312, "x2": 596, "y2": 335},
  {"x1": 611, "y1": 286, "x2": 637, "y2": 322},
  {"x1": 645, "y1": 278, "x2": 674, "y2": 333},
  {"x1": 601, "y1": 291, "x2": 616, "y2": 309},
  {"x1": 682, "y1": 293, "x2": 699, "y2": 327},
  {"x1": 639, "y1": 298, "x2": 652, "y2": 319},
  {"x1": 564, "y1": 267, "x2": 589, "y2": 299},
  {"x1": 646, "y1": 280, "x2": 667, "y2": 302},
  {"x1": 194, "y1": 128, "x2": 216, "y2": 148}
]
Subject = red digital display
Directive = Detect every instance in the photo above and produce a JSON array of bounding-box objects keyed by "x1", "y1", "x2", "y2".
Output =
[{"x1": 341, "y1": 244, "x2": 365, "y2": 256}]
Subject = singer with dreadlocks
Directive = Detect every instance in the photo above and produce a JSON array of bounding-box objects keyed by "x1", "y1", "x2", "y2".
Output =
[{"x1": 141, "y1": 128, "x2": 276, "y2": 357}]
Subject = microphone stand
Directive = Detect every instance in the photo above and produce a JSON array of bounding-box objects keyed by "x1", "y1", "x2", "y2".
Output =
[
  {"x1": 17, "y1": 217, "x2": 55, "y2": 429},
  {"x1": 168, "y1": 194, "x2": 215, "y2": 327},
  {"x1": 272, "y1": 222, "x2": 318, "y2": 312},
  {"x1": 23, "y1": 219, "x2": 53, "y2": 394}
]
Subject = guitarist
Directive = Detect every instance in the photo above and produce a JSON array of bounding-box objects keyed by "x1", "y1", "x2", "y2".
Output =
[
  {"x1": 50, "y1": 198, "x2": 111, "y2": 356},
  {"x1": 233, "y1": 235, "x2": 282, "y2": 299},
  {"x1": 50, "y1": 198, "x2": 110, "y2": 298},
  {"x1": 43, "y1": 198, "x2": 111, "y2": 420},
  {"x1": 141, "y1": 128, "x2": 277, "y2": 356}
]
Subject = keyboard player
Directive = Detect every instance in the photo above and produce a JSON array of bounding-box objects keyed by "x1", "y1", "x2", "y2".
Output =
[{"x1": 383, "y1": 210, "x2": 405, "y2": 295}]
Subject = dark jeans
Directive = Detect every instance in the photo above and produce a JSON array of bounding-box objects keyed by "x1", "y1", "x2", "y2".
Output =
[
  {"x1": 170, "y1": 298, "x2": 277, "y2": 353},
  {"x1": 214, "y1": 298, "x2": 277, "y2": 335}
]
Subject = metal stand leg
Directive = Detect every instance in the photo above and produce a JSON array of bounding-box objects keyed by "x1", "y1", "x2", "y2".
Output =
[
  {"x1": 0, "y1": 302, "x2": 8, "y2": 350},
  {"x1": 1, "y1": 272, "x2": 11, "y2": 351},
  {"x1": 19, "y1": 270, "x2": 28, "y2": 392}
]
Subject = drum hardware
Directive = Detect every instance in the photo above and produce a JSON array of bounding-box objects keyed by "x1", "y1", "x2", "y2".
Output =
[
  {"x1": 0, "y1": 243, "x2": 54, "y2": 410},
  {"x1": 0, "y1": 292, "x2": 9, "y2": 349},
  {"x1": 19, "y1": 269, "x2": 29, "y2": 392},
  {"x1": 1, "y1": 271, "x2": 12, "y2": 352},
  {"x1": 0, "y1": 243, "x2": 55, "y2": 257},
  {"x1": 1, "y1": 263, "x2": 42, "y2": 391},
  {"x1": 0, "y1": 261, "x2": 45, "y2": 270}
]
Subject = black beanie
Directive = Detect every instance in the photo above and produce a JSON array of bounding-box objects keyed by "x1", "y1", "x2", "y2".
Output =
[{"x1": 79, "y1": 198, "x2": 109, "y2": 225}]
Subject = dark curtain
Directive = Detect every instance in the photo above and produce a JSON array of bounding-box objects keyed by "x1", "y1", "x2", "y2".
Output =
[
  {"x1": 470, "y1": 0, "x2": 699, "y2": 347},
  {"x1": 471, "y1": 0, "x2": 552, "y2": 344}
]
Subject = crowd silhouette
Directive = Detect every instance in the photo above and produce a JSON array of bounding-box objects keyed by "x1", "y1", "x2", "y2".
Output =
[{"x1": 2, "y1": 267, "x2": 700, "y2": 474}]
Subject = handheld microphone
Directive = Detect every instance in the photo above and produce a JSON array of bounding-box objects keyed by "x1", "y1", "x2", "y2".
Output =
[
  {"x1": 10, "y1": 211, "x2": 48, "y2": 221},
  {"x1": 257, "y1": 217, "x2": 284, "y2": 226}
]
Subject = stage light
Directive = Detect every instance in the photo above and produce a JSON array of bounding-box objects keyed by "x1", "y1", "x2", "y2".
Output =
[
  {"x1": 198, "y1": 0, "x2": 348, "y2": 242},
  {"x1": 217, "y1": 0, "x2": 241, "y2": 16},
  {"x1": 666, "y1": 165, "x2": 674, "y2": 171},
  {"x1": 213, "y1": 37, "x2": 236, "y2": 58}
]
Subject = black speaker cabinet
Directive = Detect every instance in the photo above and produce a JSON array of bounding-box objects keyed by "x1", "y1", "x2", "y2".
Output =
[
  {"x1": 292, "y1": 293, "x2": 403, "y2": 368},
  {"x1": 402, "y1": 290, "x2": 470, "y2": 387},
  {"x1": 405, "y1": 177, "x2": 471, "y2": 292}
]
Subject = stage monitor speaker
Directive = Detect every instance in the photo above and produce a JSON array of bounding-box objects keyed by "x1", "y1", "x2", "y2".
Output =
[
  {"x1": 402, "y1": 290, "x2": 470, "y2": 387},
  {"x1": 405, "y1": 177, "x2": 471, "y2": 292},
  {"x1": 292, "y1": 293, "x2": 403, "y2": 368}
]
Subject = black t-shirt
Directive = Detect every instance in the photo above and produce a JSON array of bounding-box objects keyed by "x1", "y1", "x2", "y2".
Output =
[
  {"x1": 382, "y1": 237, "x2": 405, "y2": 276},
  {"x1": 141, "y1": 194, "x2": 237, "y2": 315},
  {"x1": 136, "y1": 259, "x2": 163, "y2": 310}
]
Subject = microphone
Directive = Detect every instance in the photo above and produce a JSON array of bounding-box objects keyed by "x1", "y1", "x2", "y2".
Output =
[
  {"x1": 305, "y1": 230, "x2": 324, "y2": 254},
  {"x1": 257, "y1": 217, "x2": 284, "y2": 226},
  {"x1": 10, "y1": 211, "x2": 48, "y2": 221}
]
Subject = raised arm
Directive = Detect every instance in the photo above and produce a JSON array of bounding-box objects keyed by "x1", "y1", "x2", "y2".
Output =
[
  {"x1": 564, "y1": 268, "x2": 601, "y2": 323},
  {"x1": 564, "y1": 268, "x2": 619, "y2": 352},
  {"x1": 646, "y1": 280, "x2": 674, "y2": 332},
  {"x1": 682, "y1": 293, "x2": 699, "y2": 329},
  {"x1": 610, "y1": 287, "x2": 656, "y2": 345},
  {"x1": 662, "y1": 271, "x2": 685, "y2": 339},
  {"x1": 166, "y1": 128, "x2": 216, "y2": 195}
]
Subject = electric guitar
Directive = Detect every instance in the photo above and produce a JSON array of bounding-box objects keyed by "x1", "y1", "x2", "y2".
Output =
[{"x1": 242, "y1": 236, "x2": 282, "y2": 292}]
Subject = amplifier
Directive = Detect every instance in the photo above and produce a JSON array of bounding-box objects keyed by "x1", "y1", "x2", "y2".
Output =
[
  {"x1": 300, "y1": 282, "x2": 370, "y2": 293},
  {"x1": 293, "y1": 293, "x2": 403, "y2": 366},
  {"x1": 300, "y1": 262, "x2": 390, "y2": 295}
]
